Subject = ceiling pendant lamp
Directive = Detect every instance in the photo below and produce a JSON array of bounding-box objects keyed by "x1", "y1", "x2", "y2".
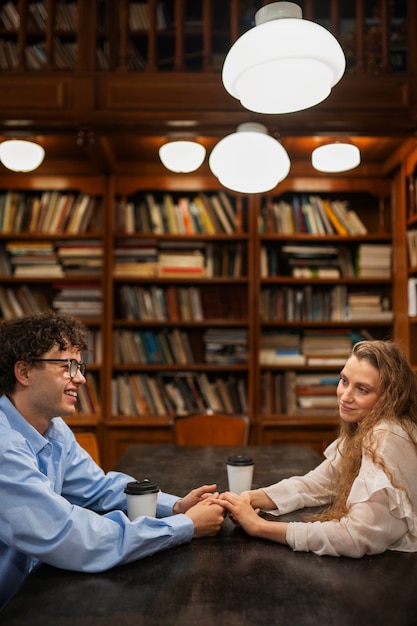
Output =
[
  {"x1": 222, "y1": 1, "x2": 346, "y2": 114},
  {"x1": 209, "y1": 123, "x2": 290, "y2": 194},
  {"x1": 159, "y1": 140, "x2": 206, "y2": 173},
  {"x1": 0, "y1": 139, "x2": 45, "y2": 172},
  {"x1": 312, "y1": 142, "x2": 361, "y2": 173}
]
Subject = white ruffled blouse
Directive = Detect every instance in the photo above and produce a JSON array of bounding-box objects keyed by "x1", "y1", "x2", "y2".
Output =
[{"x1": 263, "y1": 421, "x2": 417, "y2": 557}]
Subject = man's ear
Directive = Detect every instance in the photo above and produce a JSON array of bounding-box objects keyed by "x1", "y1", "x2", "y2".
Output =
[{"x1": 14, "y1": 361, "x2": 32, "y2": 387}]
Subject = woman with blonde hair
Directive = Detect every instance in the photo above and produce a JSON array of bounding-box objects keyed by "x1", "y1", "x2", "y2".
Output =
[{"x1": 219, "y1": 340, "x2": 417, "y2": 557}]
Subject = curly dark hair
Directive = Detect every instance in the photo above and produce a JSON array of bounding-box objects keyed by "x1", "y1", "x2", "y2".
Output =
[{"x1": 0, "y1": 310, "x2": 88, "y2": 395}]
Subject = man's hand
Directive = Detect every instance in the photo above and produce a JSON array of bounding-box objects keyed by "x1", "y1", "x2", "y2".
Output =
[
  {"x1": 185, "y1": 497, "x2": 225, "y2": 538},
  {"x1": 173, "y1": 484, "x2": 218, "y2": 514}
]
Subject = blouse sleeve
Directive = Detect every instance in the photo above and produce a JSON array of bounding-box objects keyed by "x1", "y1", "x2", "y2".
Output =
[
  {"x1": 263, "y1": 440, "x2": 340, "y2": 514},
  {"x1": 286, "y1": 489, "x2": 408, "y2": 557},
  {"x1": 286, "y1": 427, "x2": 417, "y2": 557}
]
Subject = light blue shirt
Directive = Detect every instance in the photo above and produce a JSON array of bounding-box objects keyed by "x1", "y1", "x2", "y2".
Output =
[{"x1": 0, "y1": 395, "x2": 194, "y2": 608}]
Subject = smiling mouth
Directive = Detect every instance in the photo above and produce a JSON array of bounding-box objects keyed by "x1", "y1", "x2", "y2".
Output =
[{"x1": 65, "y1": 390, "x2": 77, "y2": 398}]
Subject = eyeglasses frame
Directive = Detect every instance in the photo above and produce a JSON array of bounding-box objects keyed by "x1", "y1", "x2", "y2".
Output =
[{"x1": 32, "y1": 358, "x2": 87, "y2": 378}]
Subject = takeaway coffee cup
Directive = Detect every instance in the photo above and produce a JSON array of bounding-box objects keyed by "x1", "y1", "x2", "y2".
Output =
[
  {"x1": 226, "y1": 455, "x2": 254, "y2": 494},
  {"x1": 124, "y1": 479, "x2": 159, "y2": 520}
]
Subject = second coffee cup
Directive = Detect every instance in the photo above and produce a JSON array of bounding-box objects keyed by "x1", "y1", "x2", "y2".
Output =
[
  {"x1": 124, "y1": 479, "x2": 159, "y2": 521},
  {"x1": 226, "y1": 455, "x2": 254, "y2": 494}
]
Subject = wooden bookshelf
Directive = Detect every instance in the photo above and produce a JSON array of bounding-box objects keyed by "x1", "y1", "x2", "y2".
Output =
[
  {"x1": 0, "y1": 174, "x2": 107, "y2": 433},
  {"x1": 0, "y1": 2, "x2": 416, "y2": 469}
]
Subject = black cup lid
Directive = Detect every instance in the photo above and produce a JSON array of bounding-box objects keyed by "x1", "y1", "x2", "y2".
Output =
[
  {"x1": 124, "y1": 479, "x2": 159, "y2": 495},
  {"x1": 227, "y1": 455, "x2": 254, "y2": 466}
]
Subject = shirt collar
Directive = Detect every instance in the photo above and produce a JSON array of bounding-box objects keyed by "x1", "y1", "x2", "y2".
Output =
[{"x1": 0, "y1": 394, "x2": 54, "y2": 454}]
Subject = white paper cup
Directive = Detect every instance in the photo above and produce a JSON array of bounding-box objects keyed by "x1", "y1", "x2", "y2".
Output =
[
  {"x1": 226, "y1": 455, "x2": 254, "y2": 494},
  {"x1": 124, "y1": 479, "x2": 159, "y2": 520}
]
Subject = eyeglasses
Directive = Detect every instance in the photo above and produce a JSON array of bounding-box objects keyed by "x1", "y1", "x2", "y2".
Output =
[{"x1": 32, "y1": 358, "x2": 86, "y2": 378}]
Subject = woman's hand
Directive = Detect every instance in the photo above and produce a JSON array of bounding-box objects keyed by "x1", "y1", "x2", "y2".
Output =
[
  {"x1": 217, "y1": 491, "x2": 262, "y2": 535},
  {"x1": 238, "y1": 488, "x2": 277, "y2": 511},
  {"x1": 173, "y1": 484, "x2": 218, "y2": 514},
  {"x1": 217, "y1": 491, "x2": 288, "y2": 544}
]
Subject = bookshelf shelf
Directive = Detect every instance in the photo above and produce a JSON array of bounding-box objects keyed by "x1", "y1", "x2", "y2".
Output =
[{"x1": 255, "y1": 187, "x2": 394, "y2": 442}]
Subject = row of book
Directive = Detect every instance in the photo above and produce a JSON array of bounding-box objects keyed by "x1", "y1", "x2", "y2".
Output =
[
  {"x1": 407, "y1": 170, "x2": 417, "y2": 219},
  {"x1": 113, "y1": 240, "x2": 245, "y2": 278},
  {"x1": 115, "y1": 191, "x2": 241, "y2": 235},
  {"x1": 128, "y1": 2, "x2": 168, "y2": 31},
  {"x1": 113, "y1": 327, "x2": 248, "y2": 366},
  {"x1": 0, "y1": 2, "x2": 77, "y2": 31},
  {"x1": 113, "y1": 328, "x2": 195, "y2": 366},
  {"x1": 111, "y1": 372, "x2": 248, "y2": 417},
  {"x1": 75, "y1": 373, "x2": 101, "y2": 416},
  {"x1": 261, "y1": 243, "x2": 392, "y2": 279},
  {"x1": 259, "y1": 330, "x2": 355, "y2": 366},
  {"x1": 116, "y1": 283, "x2": 248, "y2": 321},
  {"x1": 0, "y1": 191, "x2": 101, "y2": 234},
  {"x1": 0, "y1": 283, "x2": 103, "y2": 326},
  {"x1": 118, "y1": 284, "x2": 203, "y2": 321},
  {"x1": 408, "y1": 277, "x2": 417, "y2": 317},
  {"x1": 0, "y1": 284, "x2": 48, "y2": 320},
  {"x1": 259, "y1": 194, "x2": 368, "y2": 236},
  {"x1": 407, "y1": 228, "x2": 417, "y2": 268},
  {"x1": 260, "y1": 285, "x2": 393, "y2": 322},
  {"x1": 0, "y1": 39, "x2": 18, "y2": 69},
  {"x1": 261, "y1": 370, "x2": 340, "y2": 415}
]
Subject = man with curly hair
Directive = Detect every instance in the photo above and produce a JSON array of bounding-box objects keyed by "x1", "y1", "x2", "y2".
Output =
[{"x1": 0, "y1": 311, "x2": 224, "y2": 608}]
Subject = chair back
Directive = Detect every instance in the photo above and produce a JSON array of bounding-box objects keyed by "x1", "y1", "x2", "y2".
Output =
[
  {"x1": 172, "y1": 412, "x2": 250, "y2": 446},
  {"x1": 74, "y1": 431, "x2": 101, "y2": 465}
]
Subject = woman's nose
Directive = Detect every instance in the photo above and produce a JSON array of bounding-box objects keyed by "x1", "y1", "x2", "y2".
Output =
[{"x1": 340, "y1": 386, "x2": 352, "y2": 401}]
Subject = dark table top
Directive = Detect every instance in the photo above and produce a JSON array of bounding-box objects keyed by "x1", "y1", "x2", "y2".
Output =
[{"x1": 2, "y1": 445, "x2": 417, "y2": 626}]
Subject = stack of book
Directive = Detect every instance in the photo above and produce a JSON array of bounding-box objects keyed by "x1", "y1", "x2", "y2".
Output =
[
  {"x1": 278, "y1": 244, "x2": 355, "y2": 279},
  {"x1": 52, "y1": 283, "x2": 102, "y2": 317},
  {"x1": 347, "y1": 293, "x2": 393, "y2": 321},
  {"x1": 301, "y1": 330, "x2": 353, "y2": 366},
  {"x1": 6, "y1": 241, "x2": 64, "y2": 277},
  {"x1": 157, "y1": 245, "x2": 206, "y2": 278},
  {"x1": 203, "y1": 328, "x2": 248, "y2": 364},
  {"x1": 261, "y1": 244, "x2": 355, "y2": 279},
  {"x1": 295, "y1": 371, "x2": 340, "y2": 412},
  {"x1": 113, "y1": 238, "x2": 159, "y2": 277},
  {"x1": 57, "y1": 240, "x2": 103, "y2": 275},
  {"x1": 259, "y1": 332, "x2": 305, "y2": 365},
  {"x1": 356, "y1": 244, "x2": 392, "y2": 278}
]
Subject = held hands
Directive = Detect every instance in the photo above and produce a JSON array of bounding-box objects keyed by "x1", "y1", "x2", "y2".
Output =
[
  {"x1": 217, "y1": 490, "x2": 288, "y2": 545},
  {"x1": 217, "y1": 491, "x2": 262, "y2": 536},
  {"x1": 173, "y1": 484, "x2": 226, "y2": 538},
  {"x1": 173, "y1": 484, "x2": 218, "y2": 515}
]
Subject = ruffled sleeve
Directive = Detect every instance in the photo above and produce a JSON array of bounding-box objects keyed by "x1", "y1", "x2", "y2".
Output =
[{"x1": 263, "y1": 439, "x2": 340, "y2": 515}]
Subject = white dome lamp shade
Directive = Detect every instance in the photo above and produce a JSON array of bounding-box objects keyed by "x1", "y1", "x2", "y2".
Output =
[
  {"x1": 0, "y1": 139, "x2": 45, "y2": 172},
  {"x1": 159, "y1": 140, "x2": 206, "y2": 173},
  {"x1": 222, "y1": 2, "x2": 346, "y2": 114},
  {"x1": 209, "y1": 122, "x2": 291, "y2": 194},
  {"x1": 312, "y1": 142, "x2": 361, "y2": 173}
]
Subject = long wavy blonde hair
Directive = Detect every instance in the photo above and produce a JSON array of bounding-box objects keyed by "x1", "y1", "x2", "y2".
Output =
[{"x1": 315, "y1": 340, "x2": 417, "y2": 521}]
